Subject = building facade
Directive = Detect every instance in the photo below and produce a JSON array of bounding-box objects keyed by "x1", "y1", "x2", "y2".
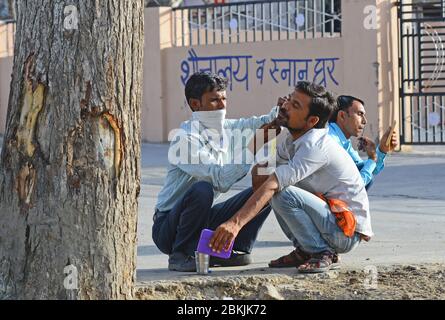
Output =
[{"x1": 1, "y1": 0, "x2": 444, "y2": 145}]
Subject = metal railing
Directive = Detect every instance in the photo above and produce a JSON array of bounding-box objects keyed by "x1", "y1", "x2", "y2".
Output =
[
  {"x1": 399, "y1": 0, "x2": 445, "y2": 144},
  {"x1": 0, "y1": 19, "x2": 15, "y2": 58},
  {"x1": 172, "y1": 0, "x2": 341, "y2": 47}
]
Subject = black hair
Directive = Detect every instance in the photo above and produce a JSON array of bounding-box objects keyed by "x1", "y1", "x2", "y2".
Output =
[
  {"x1": 329, "y1": 95, "x2": 365, "y2": 123},
  {"x1": 184, "y1": 72, "x2": 228, "y2": 109},
  {"x1": 295, "y1": 81, "x2": 336, "y2": 129}
]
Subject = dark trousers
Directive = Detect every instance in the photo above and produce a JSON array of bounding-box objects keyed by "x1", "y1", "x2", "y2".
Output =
[{"x1": 152, "y1": 181, "x2": 271, "y2": 256}]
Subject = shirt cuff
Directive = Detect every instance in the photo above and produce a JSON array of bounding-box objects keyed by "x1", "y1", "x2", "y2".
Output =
[{"x1": 376, "y1": 144, "x2": 387, "y2": 161}]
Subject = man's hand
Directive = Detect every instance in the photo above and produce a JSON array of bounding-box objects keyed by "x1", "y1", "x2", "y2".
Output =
[
  {"x1": 379, "y1": 126, "x2": 398, "y2": 154},
  {"x1": 209, "y1": 220, "x2": 241, "y2": 253},
  {"x1": 210, "y1": 174, "x2": 280, "y2": 253},
  {"x1": 252, "y1": 162, "x2": 269, "y2": 192},
  {"x1": 277, "y1": 96, "x2": 287, "y2": 107},
  {"x1": 250, "y1": 120, "x2": 281, "y2": 155},
  {"x1": 260, "y1": 120, "x2": 281, "y2": 144},
  {"x1": 250, "y1": 96, "x2": 286, "y2": 153},
  {"x1": 358, "y1": 136, "x2": 377, "y2": 161}
]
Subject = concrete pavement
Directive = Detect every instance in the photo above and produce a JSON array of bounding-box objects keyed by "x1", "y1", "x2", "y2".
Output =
[
  {"x1": 1, "y1": 137, "x2": 444, "y2": 282},
  {"x1": 136, "y1": 142, "x2": 445, "y2": 282}
]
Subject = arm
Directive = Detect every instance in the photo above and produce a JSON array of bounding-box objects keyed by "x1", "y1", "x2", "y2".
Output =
[
  {"x1": 209, "y1": 174, "x2": 280, "y2": 253},
  {"x1": 329, "y1": 124, "x2": 376, "y2": 185},
  {"x1": 210, "y1": 142, "x2": 326, "y2": 252},
  {"x1": 273, "y1": 143, "x2": 327, "y2": 190},
  {"x1": 355, "y1": 137, "x2": 378, "y2": 186},
  {"x1": 171, "y1": 134, "x2": 253, "y2": 193},
  {"x1": 359, "y1": 162, "x2": 376, "y2": 186},
  {"x1": 177, "y1": 162, "x2": 250, "y2": 193},
  {"x1": 253, "y1": 120, "x2": 282, "y2": 153},
  {"x1": 373, "y1": 126, "x2": 398, "y2": 175},
  {"x1": 176, "y1": 118, "x2": 280, "y2": 193},
  {"x1": 252, "y1": 134, "x2": 288, "y2": 192},
  {"x1": 372, "y1": 146, "x2": 386, "y2": 176},
  {"x1": 251, "y1": 162, "x2": 271, "y2": 192},
  {"x1": 225, "y1": 106, "x2": 279, "y2": 131}
]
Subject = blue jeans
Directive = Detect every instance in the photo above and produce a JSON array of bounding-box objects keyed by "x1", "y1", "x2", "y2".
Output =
[
  {"x1": 271, "y1": 186, "x2": 361, "y2": 254},
  {"x1": 152, "y1": 181, "x2": 271, "y2": 256}
]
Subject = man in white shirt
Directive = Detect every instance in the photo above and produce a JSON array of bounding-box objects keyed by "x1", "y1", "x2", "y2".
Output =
[
  {"x1": 209, "y1": 81, "x2": 372, "y2": 273},
  {"x1": 153, "y1": 72, "x2": 280, "y2": 272}
]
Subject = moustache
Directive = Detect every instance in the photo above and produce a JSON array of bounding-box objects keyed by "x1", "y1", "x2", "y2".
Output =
[{"x1": 278, "y1": 111, "x2": 288, "y2": 119}]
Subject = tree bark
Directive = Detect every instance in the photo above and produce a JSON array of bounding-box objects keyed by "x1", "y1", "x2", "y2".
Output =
[{"x1": 0, "y1": 0, "x2": 144, "y2": 299}]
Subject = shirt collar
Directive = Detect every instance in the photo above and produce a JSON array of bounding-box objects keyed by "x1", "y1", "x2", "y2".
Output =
[
  {"x1": 329, "y1": 122, "x2": 350, "y2": 144},
  {"x1": 292, "y1": 128, "x2": 328, "y2": 148}
]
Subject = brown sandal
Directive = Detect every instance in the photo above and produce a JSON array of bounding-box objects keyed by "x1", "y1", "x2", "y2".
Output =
[
  {"x1": 298, "y1": 251, "x2": 335, "y2": 273},
  {"x1": 268, "y1": 248, "x2": 311, "y2": 268}
]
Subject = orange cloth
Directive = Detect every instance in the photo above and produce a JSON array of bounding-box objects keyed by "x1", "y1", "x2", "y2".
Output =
[{"x1": 316, "y1": 193, "x2": 357, "y2": 238}]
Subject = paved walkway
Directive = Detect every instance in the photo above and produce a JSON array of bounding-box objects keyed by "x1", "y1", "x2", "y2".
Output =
[
  {"x1": 1, "y1": 137, "x2": 444, "y2": 282},
  {"x1": 137, "y1": 142, "x2": 445, "y2": 282}
]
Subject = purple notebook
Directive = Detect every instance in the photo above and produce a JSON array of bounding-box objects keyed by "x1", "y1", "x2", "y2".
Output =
[{"x1": 196, "y1": 229, "x2": 234, "y2": 259}]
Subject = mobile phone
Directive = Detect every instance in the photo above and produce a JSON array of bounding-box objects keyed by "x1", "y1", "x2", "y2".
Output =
[
  {"x1": 385, "y1": 120, "x2": 397, "y2": 147},
  {"x1": 196, "y1": 229, "x2": 233, "y2": 259}
]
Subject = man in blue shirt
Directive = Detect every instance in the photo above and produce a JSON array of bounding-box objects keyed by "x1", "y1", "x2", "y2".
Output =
[
  {"x1": 152, "y1": 72, "x2": 280, "y2": 272},
  {"x1": 328, "y1": 95, "x2": 398, "y2": 189}
]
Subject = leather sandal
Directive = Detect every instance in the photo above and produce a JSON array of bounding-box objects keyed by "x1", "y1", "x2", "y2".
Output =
[
  {"x1": 298, "y1": 251, "x2": 335, "y2": 273},
  {"x1": 268, "y1": 248, "x2": 311, "y2": 268}
]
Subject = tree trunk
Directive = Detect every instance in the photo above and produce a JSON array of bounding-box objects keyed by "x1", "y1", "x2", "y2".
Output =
[{"x1": 0, "y1": 0, "x2": 144, "y2": 299}]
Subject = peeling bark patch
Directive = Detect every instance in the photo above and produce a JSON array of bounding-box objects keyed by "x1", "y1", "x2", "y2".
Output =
[
  {"x1": 100, "y1": 113, "x2": 122, "y2": 178},
  {"x1": 98, "y1": 116, "x2": 115, "y2": 174},
  {"x1": 16, "y1": 55, "x2": 45, "y2": 158},
  {"x1": 66, "y1": 130, "x2": 75, "y2": 178},
  {"x1": 15, "y1": 162, "x2": 36, "y2": 207},
  {"x1": 66, "y1": 128, "x2": 82, "y2": 189}
]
